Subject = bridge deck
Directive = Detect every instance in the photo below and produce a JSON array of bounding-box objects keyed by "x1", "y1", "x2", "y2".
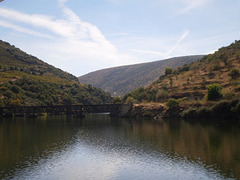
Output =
[{"x1": 0, "y1": 104, "x2": 132, "y2": 117}]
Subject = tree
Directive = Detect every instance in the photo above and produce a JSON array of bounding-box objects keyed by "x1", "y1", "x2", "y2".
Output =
[
  {"x1": 229, "y1": 68, "x2": 240, "y2": 79},
  {"x1": 207, "y1": 83, "x2": 222, "y2": 101},
  {"x1": 113, "y1": 97, "x2": 122, "y2": 104},
  {"x1": 126, "y1": 97, "x2": 137, "y2": 104},
  {"x1": 165, "y1": 68, "x2": 173, "y2": 76},
  {"x1": 166, "y1": 99, "x2": 180, "y2": 111},
  {"x1": 219, "y1": 53, "x2": 228, "y2": 65}
]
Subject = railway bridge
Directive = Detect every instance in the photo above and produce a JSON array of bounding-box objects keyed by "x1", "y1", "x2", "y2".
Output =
[{"x1": 0, "y1": 104, "x2": 132, "y2": 118}]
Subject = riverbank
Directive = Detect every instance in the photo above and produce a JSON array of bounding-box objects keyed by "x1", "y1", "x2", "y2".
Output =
[
  {"x1": 129, "y1": 98, "x2": 240, "y2": 121},
  {"x1": 129, "y1": 103, "x2": 167, "y2": 119}
]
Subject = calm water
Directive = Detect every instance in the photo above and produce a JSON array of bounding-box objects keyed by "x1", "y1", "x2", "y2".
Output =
[{"x1": 0, "y1": 114, "x2": 240, "y2": 180}]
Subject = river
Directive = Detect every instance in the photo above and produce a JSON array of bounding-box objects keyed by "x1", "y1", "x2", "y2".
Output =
[{"x1": 0, "y1": 114, "x2": 240, "y2": 180}]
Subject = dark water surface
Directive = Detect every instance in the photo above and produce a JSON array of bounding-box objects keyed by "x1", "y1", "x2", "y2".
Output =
[{"x1": 0, "y1": 114, "x2": 240, "y2": 180}]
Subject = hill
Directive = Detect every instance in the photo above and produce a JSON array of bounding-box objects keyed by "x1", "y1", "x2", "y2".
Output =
[
  {"x1": 124, "y1": 40, "x2": 240, "y2": 105},
  {"x1": 123, "y1": 40, "x2": 240, "y2": 120},
  {"x1": 0, "y1": 40, "x2": 112, "y2": 106},
  {"x1": 78, "y1": 55, "x2": 203, "y2": 97}
]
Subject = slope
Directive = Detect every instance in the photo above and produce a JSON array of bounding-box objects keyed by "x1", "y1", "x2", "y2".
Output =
[
  {"x1": 124, "y1": 40, "x2": 240, "y2": 104},
  {"x1": 0, "y1": 40, "x2": 112, "y2": 106},
  {"x1": 78, "y1": 55, "x2": 203, "y2": 97}
]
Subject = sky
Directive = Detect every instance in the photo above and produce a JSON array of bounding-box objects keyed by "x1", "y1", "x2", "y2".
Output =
[{"x1": 0, "y1": 0, "x2": 239, "y2": 76}]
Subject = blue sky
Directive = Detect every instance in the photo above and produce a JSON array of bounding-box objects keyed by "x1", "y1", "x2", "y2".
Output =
[{"x1": 0, "y1": 0, "x2": 239, "y2": 76}]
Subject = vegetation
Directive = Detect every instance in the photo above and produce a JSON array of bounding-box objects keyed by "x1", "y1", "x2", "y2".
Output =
[
  {"x1": 123, "y1": 40, "x2": 240, "y2": 120},
  {"x1": 166, "y1": 99, "x2": 180, "y2": 111},
  {"x1": 126, "y1": 97, "x2": 137, "y2": 104},
  {"x1": 123, "y1": 87, "x2": 157, "y2": 103},
  {"x1": 79, "y1": 55, "x2": 203, "y2": 97},
  {"x1": 207, "y1": 83, "x2": 222, "y2": 101},
  {"x1": 124, "y1": 40, "x2": 240, "y2": 103},
  {"x1": 229, "y1": 68, "x2": 240, "y2": 79},
  {"x1": 165, "y1": 68, "x2": 173, "y2": 76},
  {"x1": 113, "y1": 97, "x2": 122, "y2": 104},
  {"x1": 182, "y1": 99, "x2": 240, "y2": 120},
  {"x1": 0, "y1": 40, "x2": 112, "y2": 106}
]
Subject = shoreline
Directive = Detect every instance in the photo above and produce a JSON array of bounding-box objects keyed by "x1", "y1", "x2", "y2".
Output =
[{"x1": 129, "y1": 99, "x2": 240, "y2": 122}]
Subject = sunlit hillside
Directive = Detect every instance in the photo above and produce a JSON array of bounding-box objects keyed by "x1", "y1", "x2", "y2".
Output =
[
  {"x1": 79, "y1": 55, "x2": 203, "y2": 97},
  {"x1": 124, "y1": 40, "x2": 240, "y2": 104},
  {"x1": 0, "y1": 40, "x2": 112, "y2": 106}
]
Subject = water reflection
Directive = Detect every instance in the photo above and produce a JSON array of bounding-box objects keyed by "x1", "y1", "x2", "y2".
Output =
[{"x1": 0, "y1": 114, "x2": 239, "y2": 179}]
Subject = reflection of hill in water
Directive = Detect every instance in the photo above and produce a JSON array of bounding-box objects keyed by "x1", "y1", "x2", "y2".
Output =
[{"x1": 0, "y1": 115, "x2": 239, "y2": 179}]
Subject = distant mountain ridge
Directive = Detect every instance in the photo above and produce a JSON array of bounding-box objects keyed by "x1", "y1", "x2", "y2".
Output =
[
  {"x1": 78, "y1": 55, "x2": 204, "y2": 97},
  {"x1": 0, "y1": 40, "x2": 112, "y2": 106}
]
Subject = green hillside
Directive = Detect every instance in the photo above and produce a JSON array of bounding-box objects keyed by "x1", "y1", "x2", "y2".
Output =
[
  {"x1": 124, "y1": 40, "x2": 240, "y2": 103},
  {"x1": 0, "y1": 40, "x2": 112, "y2": 106},
  {"x1": 122, "y1": 40, "x2": 240, "y2": 120},
  {"x1": 78, "y1": 55, "x2": 203, "y2": 97},
  {"x1": 123, "y1": 40, "x2": 240, "y2": 118}
]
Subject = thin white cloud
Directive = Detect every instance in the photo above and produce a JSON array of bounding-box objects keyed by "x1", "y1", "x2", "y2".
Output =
[
  {"x1": 0, "y1": 2, "x2": 139, "y2": 75},
  {"x1": 0, "y1": 7, "x2": 87, "y2": 39},
  {"x1": 0, "y1": 20, "x2": 52, "y2": 39},
  {"x1": 166, "y1": 30, "x2": 189, "y2": 56},
  {"x1": 131, "y1": 30, "x2": 190, "y2": 59},
  {"x1": 0, "y1": 3, "x2": 117, "y2": 49},
  {"x1": 178, "y1": 0, "x2": 208, "y2": 13}
]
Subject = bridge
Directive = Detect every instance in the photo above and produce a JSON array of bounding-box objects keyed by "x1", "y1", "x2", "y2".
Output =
[{"x1": 0, "y1": 104, "x2": 132, "y2": 118}]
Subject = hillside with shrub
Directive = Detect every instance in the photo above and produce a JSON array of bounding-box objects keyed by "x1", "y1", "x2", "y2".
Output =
[
  {"x1": 124, "y1": 40, "x2": 240, "y2": 120},
  {"x1": 0, "y1": 40, "x2": 112, "y2": 106},
  {"x1": 78, "y1": 55, "x2": 203, "y2": 97}
]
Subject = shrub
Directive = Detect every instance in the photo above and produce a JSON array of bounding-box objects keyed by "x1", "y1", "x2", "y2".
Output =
[
  {"x1": 230, "y1": 81, "x2": 239, "y2": 86},
  {"x1": 159, "y1": 75, "x2": 166, "y2": 80},
  {"x1": 219, "y1": 53, "x2": 228, "y2": 64},
  {"x1": 161, "y1": 83, "x2": 168, "y2": 90},
  {"x1": 126, "y1": 97, "x2": 137, "y2": 104},
  {"x1": 212, "y1": 64, "x2": 221, "y2": 71},
  {"x1": 166, "y1": 99, "x2": 180, "y2": 111},
  {"x1": 229, "y1": 68, "x2": 240, "y2": 79},
  {"x1": 113, "y1": 97, "x2": 122, "y2": 104},
  {"x1": 11, "y1": 85, "x2": 20, "y2": 94},
  {"x1": 190, "y1": 63, "x2": 199, "y2": 71},
  {"x1": 224, "y1": 92, "x2": 234, "y2": 100},
  {"x1": 156, "y1": 90, "x2": 169, "y2": 100},
  {"x1": 193, "y1": 86, "x2": 199, "y2": 90},
  {"x1": 165, "y1": 68, "x2": 173, "y2": 76},
  {"x1": 207, "y1": 83, "x2": 222, "y2": 101},
  {"x1": 3, "y1": 90, "x2": 14, "y2": 99}
]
